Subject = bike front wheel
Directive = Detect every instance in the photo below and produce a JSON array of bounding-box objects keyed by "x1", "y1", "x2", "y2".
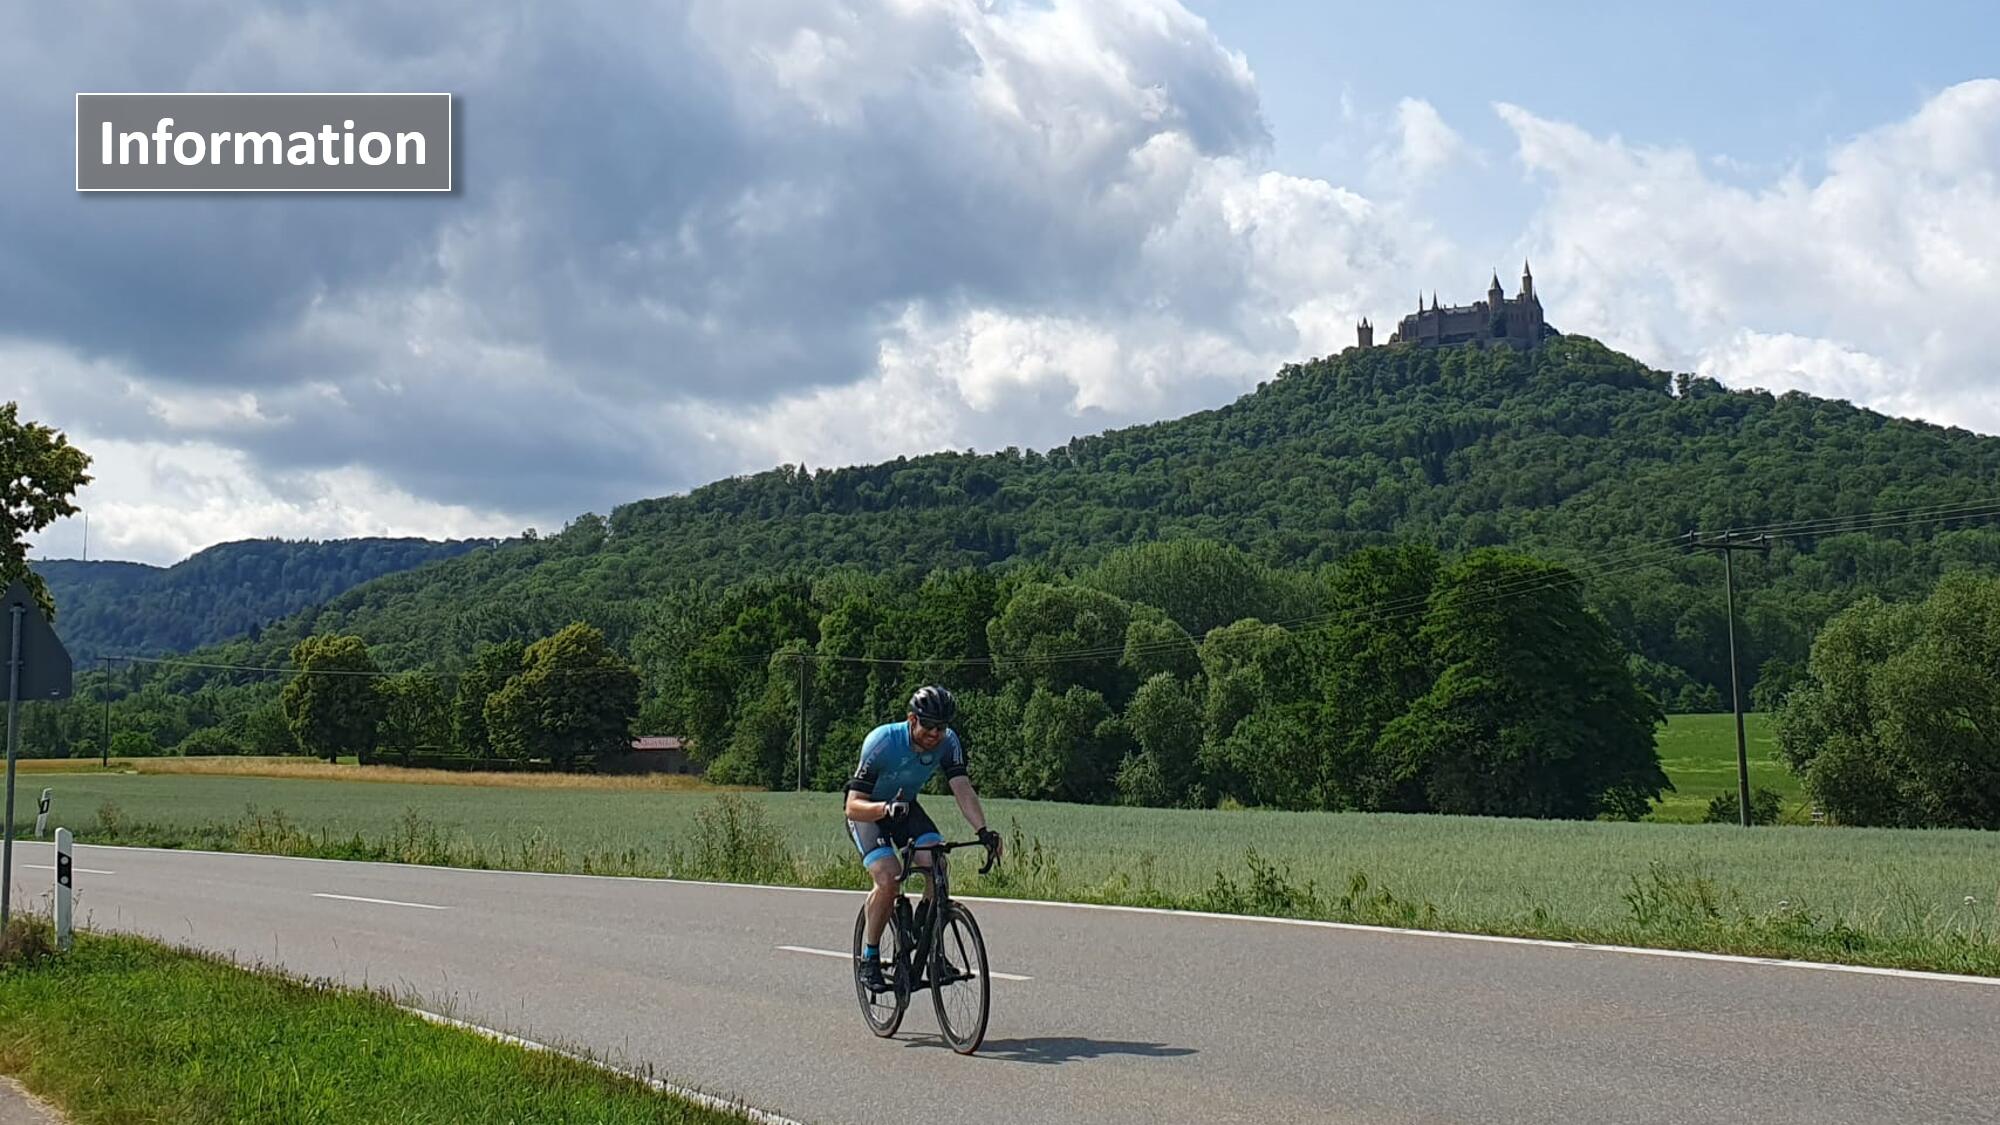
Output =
[
  {"x1": 929, "y1": 902, "x2": 991, "y2": 1054},
  {"x1": 853, "y1": 899, "x2": 909, "y2": 1037}
]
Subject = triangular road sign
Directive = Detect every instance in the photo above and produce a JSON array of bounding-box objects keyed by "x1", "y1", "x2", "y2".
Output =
[{"x1": 1, "y1": 578, "x2": 73, "y2": 700}]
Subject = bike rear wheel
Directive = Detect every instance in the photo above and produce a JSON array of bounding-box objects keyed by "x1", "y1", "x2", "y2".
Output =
[
  {"x1": 853, "y1": 899, "x2": 909, "y2": 1037},
  {"x1": 929, "y1": 902, "x2": 991, "y2": 1054}
]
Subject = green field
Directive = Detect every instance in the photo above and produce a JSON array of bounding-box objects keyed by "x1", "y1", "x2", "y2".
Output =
[
  {"x1": 1647, "y1": 712, "x2": 1804, "y2": 823},
  {"x1": 7, "y1": 766, "x2": 1996, "y2": 940}
]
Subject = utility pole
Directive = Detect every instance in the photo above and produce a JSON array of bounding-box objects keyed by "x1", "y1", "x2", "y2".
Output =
[
  {"x1": 795, "y1": 651, "x2": 808, "y2": 792},
  {"x1": 1689, "y1": 532, "x2": 1773, "y2": 826},
  {"x1": 101, "y1": 656, "x2": 111, "y2": 768}
]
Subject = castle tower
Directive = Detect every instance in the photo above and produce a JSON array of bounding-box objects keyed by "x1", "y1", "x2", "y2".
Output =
[
  {"x1": 1488, "y1": 270, "x2": 1505, "y2": 310},
  {"x1": 1356, "y1": 317, "x2": 1373, "y2": 348},
  {"x1": 1521, "y1": 259, "x2": 1535, "y2": 302}
]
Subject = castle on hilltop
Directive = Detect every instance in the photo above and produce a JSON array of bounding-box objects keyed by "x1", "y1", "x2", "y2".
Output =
[{"x1": 1355, "y1": 262, "x2": 1557, "y2": 351}]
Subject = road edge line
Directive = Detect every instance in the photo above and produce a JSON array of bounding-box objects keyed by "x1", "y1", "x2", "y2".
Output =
[{"x1": 402, "y1": 1006, "x2": 807, "y2": 1125}]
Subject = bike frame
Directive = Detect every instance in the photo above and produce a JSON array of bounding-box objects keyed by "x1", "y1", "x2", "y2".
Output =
[{"x1": 891, "y1": 837, "x2": 995, "y2": 988}]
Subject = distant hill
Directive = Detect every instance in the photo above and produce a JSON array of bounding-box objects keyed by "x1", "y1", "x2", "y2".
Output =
[
  {"x1": 34, "y1": 537, "x2": 488, "y2": 663},
  {"x1": 61, "y1": 335, "x2": 2000, "y2": 712}
]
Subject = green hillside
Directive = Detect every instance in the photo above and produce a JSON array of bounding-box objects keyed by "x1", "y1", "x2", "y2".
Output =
[
  {"x1": 34, "y1": 537, "x2": 487, "y2": 663},
  {"x1": 249, "y1": 335, "x2": 1999, "y2": 700}
]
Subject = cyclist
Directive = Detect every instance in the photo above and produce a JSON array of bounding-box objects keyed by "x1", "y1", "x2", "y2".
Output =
[{"x1": 845, "y1": 684, "x2": 1002, "y2": 992}]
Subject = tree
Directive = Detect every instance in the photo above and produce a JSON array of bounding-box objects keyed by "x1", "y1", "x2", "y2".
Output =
[
  {"x1": 281, "y1": 635, "x2": 387, "y2": 763},
  {"x1": 1374, "y1": 552, "x2": 1668, "y2": 818},
  {"x1": 1195, "y1": 619, "x2": 1313, "y2": 802},
  {"x1": 988, "y1": 582, "x2": 1134, "y2": 699},
  {"x1": 1014, "y1": 685, "x2": 1120, "y2": 802},
  {"x1": 1777, "y1": 573, "x2": 2000, "y2": 827},
  {"x1": 1314, "y1": 544, "x2": 1440, "y2": 808},
  {"x1": 707, "y1": 647, "x2": 805, "y2": 789},
  {"x1": 485, "y1": 622, "x2": 640, "y2": 771},
  {"x1": 380, "y1": 672, "x2": 450, "y2": 755},
  {"x1": 1122, "y1": 672, "x2": 1203, "y2": 806},
  {"x1": 233, "y1": 701, "x2": 299, "y2": 756},
  {"x1": 451, "y1": 639, "x2": 524, "y2": 758},
  {"x1": 175, "y1": 727, "x2": 246, "y2": 757},
  {"x1": 1, "y1": 402, "x2": 92, "y2": 616},
  {"x1": 1084, "y1": 539, "x2": 1289, "y2": 638},
  {"x1": 1121, "y1": 609, "x2": 1200, "y2": 684}
]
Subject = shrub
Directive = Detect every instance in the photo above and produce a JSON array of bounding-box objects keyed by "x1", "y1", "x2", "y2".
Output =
[{"x1": 1704, "y1": 786, "x2": 1784, "y2": 826}]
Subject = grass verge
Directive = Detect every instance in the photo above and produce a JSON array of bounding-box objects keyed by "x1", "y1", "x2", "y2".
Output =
[{"x1": 0, "y1": 914, "x2": 765, "y2": 1125}]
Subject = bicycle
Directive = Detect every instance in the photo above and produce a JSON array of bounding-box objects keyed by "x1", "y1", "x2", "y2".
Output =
[{"x1": 851, "y1": 834, "x2": 999, "y2": 1054}]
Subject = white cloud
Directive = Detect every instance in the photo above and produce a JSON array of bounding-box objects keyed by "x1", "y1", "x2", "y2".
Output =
[
  {"x1": 1500, "y1": 79, "x2": 2000, "y2": 434},
  {"x1": 1382, "y1": 97, "x2": 1470, "y2": 186},
  {"x1": 26, "y1": 434, "x2": 521, "y2": 566},
  {"x1": 7, "y1": 0, "x2": 1459, "y2": 564}
]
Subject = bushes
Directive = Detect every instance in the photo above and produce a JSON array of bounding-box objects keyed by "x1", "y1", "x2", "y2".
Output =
[
  {"x1": 1704, "y1": 786, "x2": 1785, "y2": 826},
  {"x1": 0, "y1": 914, "x2": 56, "y2": 969}
]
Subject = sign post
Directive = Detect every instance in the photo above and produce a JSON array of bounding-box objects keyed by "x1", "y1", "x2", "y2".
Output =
[
  {"x1": 3, "y1": 579, "x2": 73, "y2": 932},
  {"x1": 34, "y1": 788, "x2": 50, "y2": 837},
  {"x1": 54, "y1": 827, "x2": 72, "y2": 952}
]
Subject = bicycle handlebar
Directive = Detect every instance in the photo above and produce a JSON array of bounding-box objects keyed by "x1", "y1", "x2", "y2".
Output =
[{"x1": 908, "y1": 838, "x2": 1002, "y2": 875}]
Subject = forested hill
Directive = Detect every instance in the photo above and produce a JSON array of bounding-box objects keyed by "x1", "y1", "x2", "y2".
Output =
[
  {"x1": 34, "y1": 537, "x2": 486, "y2": 662},
  {"x1": 127, "y1": 335, "x2": 2000, "y2": 706}
]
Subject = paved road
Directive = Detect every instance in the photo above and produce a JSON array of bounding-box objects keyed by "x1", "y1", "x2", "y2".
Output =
[{"x1": 6, "y1": 842, "x2": 1998, "y2": 1124}]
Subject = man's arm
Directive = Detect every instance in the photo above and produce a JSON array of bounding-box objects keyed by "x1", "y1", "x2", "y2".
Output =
[
  {"x1": 845, "y1": 790, "x2": 899, "y2": 822},
  {"x1": 948, "y1": 775, "x2": 1001, "y2": 857}
]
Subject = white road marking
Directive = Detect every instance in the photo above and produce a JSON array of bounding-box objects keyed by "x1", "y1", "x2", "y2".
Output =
[
  {"x1": 312, "y1": 892, "x2": 447, "y2": 910},
  {"x1": 24, "y1": 864, "x2": 114, "y2": 875},
  {"x1": 777, "y1": 944, "x2": 1032, "y2": 980},
  {"x1": 61, "y1": 842, "x2": 2000, "y2": 990},
  {"x1": 404, "y1": 1007, "x2": 806, "y2": 1125}
]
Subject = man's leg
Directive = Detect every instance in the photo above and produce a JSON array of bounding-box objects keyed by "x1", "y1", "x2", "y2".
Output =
[{"x1": 864, "y1": 854, "x2": 902, "y2": 948}]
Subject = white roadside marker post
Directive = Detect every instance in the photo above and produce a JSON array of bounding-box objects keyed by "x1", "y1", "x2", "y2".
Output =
[
  {"x1": 54, "y1": 827, "x2": 72, "y2": 952},
  {"x1": 34, "y1": 787, "x2": 49, "y2": 837}
]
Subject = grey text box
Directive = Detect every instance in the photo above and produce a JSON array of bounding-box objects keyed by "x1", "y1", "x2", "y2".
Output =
[{"x1": 77, "y1": 93, "x2": 451, "y2": 191}]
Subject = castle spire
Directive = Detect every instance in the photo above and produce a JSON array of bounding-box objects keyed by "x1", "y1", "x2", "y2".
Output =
[{"x1": 1520, "y1": 258, "x2": 1536, "y2": 301}]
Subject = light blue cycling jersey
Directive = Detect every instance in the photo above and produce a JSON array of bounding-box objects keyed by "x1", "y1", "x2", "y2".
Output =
[{"x1": 845, "y1": 720, "x2": 967, "y2": 802}]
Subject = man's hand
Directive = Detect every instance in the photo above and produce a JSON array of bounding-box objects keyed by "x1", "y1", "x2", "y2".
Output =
[
  {"x1": 882, "y1": 792, "x2": 909, "y2": 821},
  {"x1": 977, "y1": 826, "x2": 1003, "y2": 860}
]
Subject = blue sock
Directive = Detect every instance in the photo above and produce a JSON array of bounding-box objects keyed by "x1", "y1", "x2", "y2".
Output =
[{"x1": 863, "y1": 944, "x2": 879, "y2": 960}]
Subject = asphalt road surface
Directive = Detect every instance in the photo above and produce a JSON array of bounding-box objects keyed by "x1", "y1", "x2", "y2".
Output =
[{"x1": 5, "y1": 842, "x2": 1997, "y2": 1124}]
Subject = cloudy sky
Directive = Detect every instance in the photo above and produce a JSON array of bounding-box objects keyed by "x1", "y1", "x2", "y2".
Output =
[{"x1": 8, "y1": 1, "x2": 1998, "y2": 566}]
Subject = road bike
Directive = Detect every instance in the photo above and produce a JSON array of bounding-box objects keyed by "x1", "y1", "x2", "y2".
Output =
[{"x1": 851, "y1": 835, "x2": 999, "y2": 1054}]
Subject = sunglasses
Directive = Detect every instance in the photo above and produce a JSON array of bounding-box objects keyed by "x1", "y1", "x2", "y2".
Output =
[{"x1": 915, "y1": 718, "x2": 948, "y2": 733}]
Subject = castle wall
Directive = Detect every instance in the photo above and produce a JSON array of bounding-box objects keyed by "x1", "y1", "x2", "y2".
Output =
[{"x1": 1390, "y1": 294, "x2": 1544, "y2": 349}]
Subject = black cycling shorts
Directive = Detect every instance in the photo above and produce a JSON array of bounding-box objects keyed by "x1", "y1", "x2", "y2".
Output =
[{"x1": 847, "y1": 799, "x2": 942, "y2": 867}]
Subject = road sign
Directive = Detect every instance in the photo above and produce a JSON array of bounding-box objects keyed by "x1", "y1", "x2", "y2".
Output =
[
  {"x1": 1, "y1": 578, "x2": 72, "y2": 699},
  {"x1": 5, "y1": 576, "x2": 74, "y2": 930}
]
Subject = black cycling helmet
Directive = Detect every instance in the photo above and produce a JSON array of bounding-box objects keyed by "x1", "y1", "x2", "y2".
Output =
[{"x1": 909, "y1": 684, "x2": 957, "y2": 726}]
